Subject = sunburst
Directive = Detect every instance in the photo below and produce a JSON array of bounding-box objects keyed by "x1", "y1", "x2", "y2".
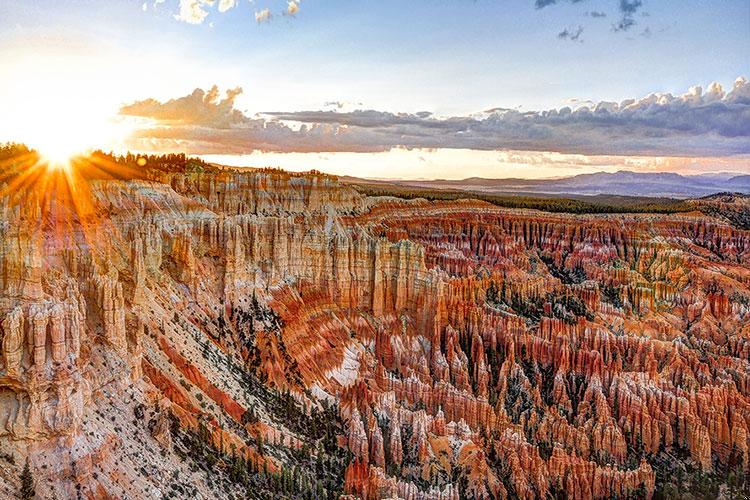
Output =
[{"x1": 0, "y1": 147, "x2": 147, "y2": 273}]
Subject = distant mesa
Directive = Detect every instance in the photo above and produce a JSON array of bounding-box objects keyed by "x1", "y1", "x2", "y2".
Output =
[{"x1": 362, "y1": 170, "x2": 750, "y2": 199}]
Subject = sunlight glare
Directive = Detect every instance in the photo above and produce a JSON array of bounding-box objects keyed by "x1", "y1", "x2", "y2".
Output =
[
  {"x1": 38, "y1": 135, "x2": 81, "y2": 171},
  {"x1": 1, "y1": 76, "x2": 135, "y2": 167}
]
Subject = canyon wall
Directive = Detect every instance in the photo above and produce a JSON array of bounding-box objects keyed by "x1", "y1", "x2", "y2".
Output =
[{"x1": 0, "y1": 165, "x2": 749, "y2": 498}]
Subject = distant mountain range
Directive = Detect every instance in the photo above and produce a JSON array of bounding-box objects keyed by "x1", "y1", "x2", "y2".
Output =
[{"x1": 369, "y1": 170, "x2": 750, "y2": 199}]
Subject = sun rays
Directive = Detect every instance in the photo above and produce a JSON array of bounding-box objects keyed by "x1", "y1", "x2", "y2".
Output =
[{"x1": 0, "y1": 146, "x2": 151, "y2": 273}]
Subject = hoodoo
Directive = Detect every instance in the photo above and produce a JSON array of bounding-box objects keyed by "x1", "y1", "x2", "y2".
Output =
[{"x1": 0, "y1": 157, "x2": 748, "y2": 498}]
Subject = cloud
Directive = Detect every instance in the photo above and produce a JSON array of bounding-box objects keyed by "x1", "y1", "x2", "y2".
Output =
[
  {"x1": 536, "y1": 1, "x2": 650, "y2": 35},
  {"x1": 218, "y1": 0, "x2": 236, "y2": 13},
  {"x1": 619, "y1": 0, "x2": 642, "y2": 16},
  {"x1": 120, "y1": 85, "x2": 247, "y2": 127},
  {"x1": 166, "y1": 0, "x2": 291, "y2": 24},
  {"x1": 613, "y1": 0, "x2": 642, "y2": 31},
  {"x1": 535, "y1": 0, "x2": 584, "y2": 8},
  {"x1": 121, "y1": 79, "x2": 750, "y2": 157},
  {"x1": 324, "y1": 100, "x2": 365, "y2": 111},
  {"x1": 174, "y1": 0, "x2": 214, "y2": 24},
  {"x1": 558, "y1": 26, "x2": 584, "y2": 42},
  {"x1": 613, "y1": 17, "x2": 635, "y2": 31},
  {"x1": 255, "y1": 8, "x2": 272, "y2": 23},
  {"x1": 286, "y1": 0, "x2": 299, "y2": 16}
]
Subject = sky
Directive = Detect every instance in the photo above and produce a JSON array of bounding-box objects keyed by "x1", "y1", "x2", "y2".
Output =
[{"x1": 0, "y1": 0, "x2": 748, "y2": 179}]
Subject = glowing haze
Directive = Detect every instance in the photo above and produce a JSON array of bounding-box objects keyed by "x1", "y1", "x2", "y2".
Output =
[{"x1": 0, "y1": 0, "x2": 748, "y2": 179}]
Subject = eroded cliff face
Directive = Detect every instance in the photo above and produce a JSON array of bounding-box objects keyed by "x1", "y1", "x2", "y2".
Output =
[{"x1": 1, "y1": 165, "x2": 749, "y2": 499}]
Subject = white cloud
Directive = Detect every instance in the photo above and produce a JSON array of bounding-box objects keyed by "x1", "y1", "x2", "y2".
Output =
[
  {"x1": 255, "y1": 8, "x2": 272, "y2": 23},
  {"x1": 174, "y1": 0, "x2": 214, "y2": 24},
  {"x1": 166, "y1": 0, "x2": 297, "y2": 25},
  {"x1": 120, "y1": 85, "x2": 247, "y2": 127},
  {"x1": 218, "y1": 0, "x2": 237, "y2": 13},
  {"x1": 286, "y1": 0, "x2": 299, "y2": 16}
]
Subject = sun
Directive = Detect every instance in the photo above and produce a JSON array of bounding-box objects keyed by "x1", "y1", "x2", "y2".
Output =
[
  {"x1": 38, "y1": 138, "x2": 82, "y2": 171},
  {"x1": 28, "y1": 114, "x2": 99, "y2": 171},
  {"x1": 8, "y1": 91, "x2": 136, "y2": 171}
]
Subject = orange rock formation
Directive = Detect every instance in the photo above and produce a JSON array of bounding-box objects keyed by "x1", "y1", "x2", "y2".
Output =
[{"x1": 0, "y1": 162, "x2": 748, "y2": 498}]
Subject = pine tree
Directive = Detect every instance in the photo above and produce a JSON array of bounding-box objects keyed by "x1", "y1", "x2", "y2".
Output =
[
  {"x1": 20, "y1": 458, "x2": 34, "y2": 499},
  {"x1": 257, "y1": 433, "x2": 264, "y2": 456}
]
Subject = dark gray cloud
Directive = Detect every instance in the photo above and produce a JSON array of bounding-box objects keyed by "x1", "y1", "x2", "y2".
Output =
[
  {"x1": 613, "y1": 16, "x2": 636, "y2": 31},
  {"x1": 558, "y1": 26, "x2": 584, "y2": 42},
  {"x1": 121, "y1": 79, "x2": 750, "y2": 157},
  {"x1": 613, "y1": 0, "x2": 643, "y2": 31},
  {"x1": 619, "y1": 0, "x2": 642, "y2": 15},
  {"x1": 535, "y1": 0, "x2": 584, "y2": 8},
  {"x1": 324, "y1": 100, "x2": 364, "y2": 110},
  {"x1": 537, "y1": 1, "x2": 648, "y2": 34}
]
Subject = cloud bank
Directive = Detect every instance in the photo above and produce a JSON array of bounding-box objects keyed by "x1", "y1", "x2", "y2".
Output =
[{"x1": 120, "y1": 78, "x2": 750, "y2": 157}]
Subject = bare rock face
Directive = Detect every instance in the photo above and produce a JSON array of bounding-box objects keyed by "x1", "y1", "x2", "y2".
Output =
[
  {"x1": 2, "y1": 307, "x2": 24, "y2": 377},
  {"x1": 0, "y1": 298, "x2": 88, "y2": 441},
  {"x1": 93, "y1": 273, "x2": 127, "y2": 354},
  {"x1": 1, "y1": 162, "x2": 749, "y2": 498}
]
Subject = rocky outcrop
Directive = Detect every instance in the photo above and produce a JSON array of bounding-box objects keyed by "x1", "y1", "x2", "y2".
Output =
[{"x1": 1, "y1": 163, "x2": 749, "y2": 498}]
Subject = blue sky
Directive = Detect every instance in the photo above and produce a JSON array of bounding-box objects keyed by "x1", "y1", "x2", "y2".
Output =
[
  {"x1": 0, "y1": 0, "x2": 748, "y2": 178},
  {"x1": 3, "y1": 0, "x2": 748, "y2": 112}
]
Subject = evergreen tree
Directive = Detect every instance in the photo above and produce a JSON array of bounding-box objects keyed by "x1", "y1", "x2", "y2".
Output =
[
  {"x1": 20, "y1": 458, "x2": 34, "y2": 499},
  {"x1": 486, "y1": 280, "x2": 499, "y2": 304},
  {"x1": 257, "y1": 433, "x2": 264, "y2": 456}
]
